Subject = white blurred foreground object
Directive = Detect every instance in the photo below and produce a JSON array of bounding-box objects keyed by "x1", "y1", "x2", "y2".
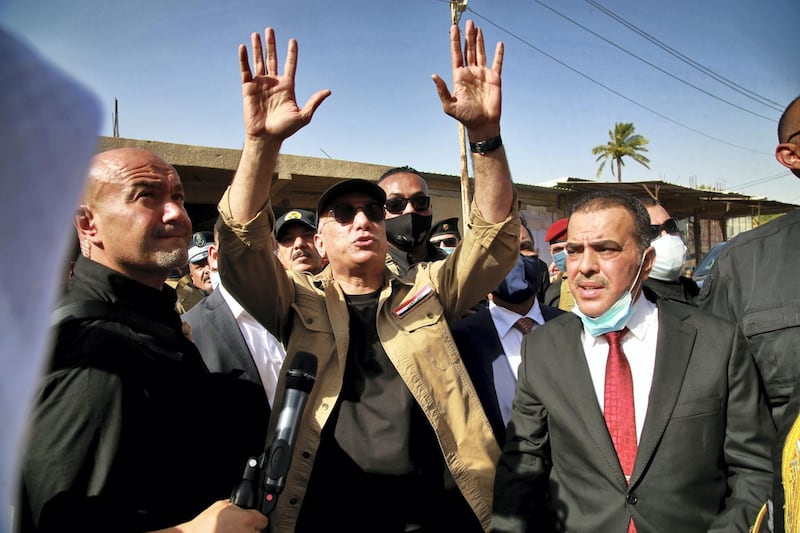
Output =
[{"x1": 0, "y1": 26, "x2": 100, "y2": 530}]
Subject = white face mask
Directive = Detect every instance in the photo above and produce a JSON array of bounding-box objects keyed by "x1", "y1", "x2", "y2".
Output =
[
  {"x1": 209, "y1": 270, "x2": 221, "y2": 291},
  {"x1": 649, "y1": 234, "x2": 687, "y2": 282}
]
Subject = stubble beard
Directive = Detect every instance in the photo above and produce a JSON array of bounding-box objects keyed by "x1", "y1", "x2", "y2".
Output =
[{"x1": 154, "y1": 248, "x2": 188, "y2": 273}]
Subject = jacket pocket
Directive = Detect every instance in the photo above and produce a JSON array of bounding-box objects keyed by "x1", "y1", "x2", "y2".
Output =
[
  {"x1": 671, "y1": 396, "x2": 722, "y2": 419},
  {"x1": 741, "y1": 302, "x2": 800, "y2": 404},
  {"x1": 390, "y1": 294, "x2": 458, "y2": 370},
  {"x1": 742, "y1": 302, "x2": 800, "y2": 337},
  {"x1": 292, "y1": 290, "x2": 332, "y2": 334},
  {"x1": 396, "y1": 297, "x2": 443, "y2": 332}
]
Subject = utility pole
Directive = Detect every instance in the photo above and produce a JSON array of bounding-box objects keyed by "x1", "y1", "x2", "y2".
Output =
[
  {"x1": 113, "y1": 98, "x2": 119, "y2": 137},
  {"x1": 450, "y1": 0, "x2": 470, "y2": 237}
]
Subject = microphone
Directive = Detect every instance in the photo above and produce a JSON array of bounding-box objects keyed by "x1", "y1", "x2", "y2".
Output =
[{"x1": 230, "y1": 351, "x2": 317, "y2": 515}]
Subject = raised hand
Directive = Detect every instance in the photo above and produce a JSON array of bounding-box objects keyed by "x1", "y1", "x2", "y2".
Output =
[
  {"x1": 432, "y1": 20, "x2": 504, "y2": 137},
  {"x1": 239, "y1": 28, "x2": 331, "y2": 142}
]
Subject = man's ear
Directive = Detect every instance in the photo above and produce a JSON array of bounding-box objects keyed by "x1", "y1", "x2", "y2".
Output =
[
  {"x1": 74, "y1": 205, "x2": 97, "y2": 240},
  {"x1": 208, "y1": 243, "x2": 219, "y2": 270},
  {"x1": 641, "y1": 245, "x2": 656, "y2": 280},
  {"x1": 74, "y1": 205, "x2": 99, "y2": 258},
  {"x1": 776, "y1": 142, "x2": 800, "y2": 172},
  {"x1": 313, "y1": 232, "x2": 327, "y2": 261}
]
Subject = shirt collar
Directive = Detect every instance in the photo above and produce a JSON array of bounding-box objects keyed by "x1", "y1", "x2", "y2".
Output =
[
  {"x1": 488, "y1": 298, "x2": 545, "y2": 336},
  {"x1": 626, "y1": 291, "x2": 657, "y2": 341},
  {"x1": 583, "y1": 290, "x2": 658, "y2": 346},
  {"x1": 217, "y1": 281, "x2": 248, "y2": 319}
]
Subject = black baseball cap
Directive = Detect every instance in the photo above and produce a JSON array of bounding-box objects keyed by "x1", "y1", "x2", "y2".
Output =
[
  {"x1": 274, "y1": 209, "x2": 317, "y2": 240},
  {"x1": 316, "y1": 178, "x2": 386, "y2": 219}
]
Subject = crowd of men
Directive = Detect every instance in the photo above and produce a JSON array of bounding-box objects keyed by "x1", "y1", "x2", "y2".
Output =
[{"x1": 11, "y1": 17, "x2": 800, "y2": 533}]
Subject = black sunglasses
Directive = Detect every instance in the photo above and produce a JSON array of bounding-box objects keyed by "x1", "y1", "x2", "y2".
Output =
[
  {"x1": 787, "y1": 129, "x2": 800, "y2": 143},
  {"x1": 326, "y1": 202, "x2": 385, "y2": 224},
  {"x1": 650, "y1": 217, "x2": 680, "y2": 236},
  {"x1": 384, "y1": 195, "x2": 431, "y2": 214}
]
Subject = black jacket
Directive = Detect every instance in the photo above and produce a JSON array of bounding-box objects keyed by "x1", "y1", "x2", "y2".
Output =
[{"x1": 19, "y1": 257, "x2": 266, "y2": 532}]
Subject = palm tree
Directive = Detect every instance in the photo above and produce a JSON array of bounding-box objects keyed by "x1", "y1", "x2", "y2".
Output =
[{"x1": 592, "y1": 122, "x2": 651, "y2": 182}]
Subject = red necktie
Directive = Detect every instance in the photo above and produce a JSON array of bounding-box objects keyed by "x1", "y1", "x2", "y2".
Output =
[
  {"x1": 603, "y1": 328, "x2": 637, "y2": 532},
  {"x1": 513, "y1": 317, "x2": 534, "y2": 335}
]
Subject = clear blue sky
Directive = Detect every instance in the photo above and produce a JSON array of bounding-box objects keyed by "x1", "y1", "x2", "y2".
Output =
[{"x1": 3, "y1": 0, "x2": 798, "y2": 203}]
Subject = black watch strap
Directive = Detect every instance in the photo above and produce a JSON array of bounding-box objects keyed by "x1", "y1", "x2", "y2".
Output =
[{"x1": 469, "y1": 134, "x2": 503, "y2": 155}]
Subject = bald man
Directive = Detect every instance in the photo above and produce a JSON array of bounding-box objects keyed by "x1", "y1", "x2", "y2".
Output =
[
  {"x1": 642, "y1": 201, "x2": 698, "y2": 305},
  {"x1": 18, "y1": 148, "x2": 268, "y2": 532},
  {"x1": 699, "y1": 95, "x2": 800, "y2": 426},
  {"x1": 698, "y1": 95, "x2": 800, "y2": 533}
]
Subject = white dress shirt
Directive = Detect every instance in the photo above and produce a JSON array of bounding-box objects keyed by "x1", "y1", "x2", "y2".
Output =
[
  {"x1": 489, "y1": 299, "x2": 546, "y2": 425},
  {"x1": 579, "y1": 294, "x2": 659, "y2": 442},
  {"x1": 489, "y1": 299, "x2": 546, "y2": 379},
  {"x1": 218, "y1": 283, "x2": 286, "y2": 407}
]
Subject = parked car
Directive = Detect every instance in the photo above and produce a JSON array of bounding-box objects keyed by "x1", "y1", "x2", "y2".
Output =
[{"x1": 691, "y1": 241, "x2": 728, "y2": 288}]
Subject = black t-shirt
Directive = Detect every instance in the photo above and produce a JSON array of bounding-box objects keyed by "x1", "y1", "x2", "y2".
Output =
[{"x1": 297, "y1": 291, "x2": 480, "y2": 532}]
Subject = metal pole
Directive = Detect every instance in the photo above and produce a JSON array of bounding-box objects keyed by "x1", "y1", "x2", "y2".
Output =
[{"x1": 451, "y1": 1, "x2": 471, "y2": 237}]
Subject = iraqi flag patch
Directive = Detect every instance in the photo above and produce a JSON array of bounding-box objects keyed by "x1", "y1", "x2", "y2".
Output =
[{"x1": 393, "y1": 285, "x2": 434, "y2": 318}]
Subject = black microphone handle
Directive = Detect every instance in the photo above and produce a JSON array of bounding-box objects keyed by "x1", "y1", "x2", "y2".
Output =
[
  {"x1": 230, "y1": 456, "x2": 261, "y2": 509},
  {"x1": 259, "y1": 387, "x2": 310, "y2": 515},
  {"x1": 230, "y1": 351, "x2": 317, "y2": 515}
]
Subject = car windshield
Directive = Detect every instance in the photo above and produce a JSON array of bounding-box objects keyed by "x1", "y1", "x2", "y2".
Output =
[{"x1": 694, "y1": 242, "x2": 726, "y2": 279}]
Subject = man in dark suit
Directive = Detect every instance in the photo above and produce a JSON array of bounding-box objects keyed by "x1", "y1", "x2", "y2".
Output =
[
  {"x1": 452, "y1": 252, "x2": 562, "y2": 446},
  {"x1": 184, "y1": 211, "x2": 325, "y2": 410},
  {"x1": 183, "y1": 221, "x2": 284, "y2": 413},
  {"x1": 492, "y1": 189, "x2": 774, "y2": 532}
]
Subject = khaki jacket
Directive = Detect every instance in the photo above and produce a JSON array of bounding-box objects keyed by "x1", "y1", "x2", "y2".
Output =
[{"x1": 217, "y1": 188, "x2": 519, "y2": 532}]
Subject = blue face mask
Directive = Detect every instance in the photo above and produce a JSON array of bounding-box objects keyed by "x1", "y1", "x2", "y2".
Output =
[
  {"x1": 492, "y1": 255, "x2": 543, "y2": 304},
  {"x1": 440, "y1": 246, "x2": 456, "y2": 256},
  {"x1": 570, "y1": 250, "x2": 646, "y2": 337},
  {"x1": 553, "y1": 249, "x2": 567, "y2": 272}
]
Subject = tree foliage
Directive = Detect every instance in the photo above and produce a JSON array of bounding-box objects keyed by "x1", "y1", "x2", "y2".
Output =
[{"x1": 592, "y1": 122, "x2": 651, "y2": 182}]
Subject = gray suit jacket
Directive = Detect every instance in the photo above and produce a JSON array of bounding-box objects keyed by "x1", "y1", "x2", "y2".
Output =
[
  {"x1": 182, "y1": 289, "x2": 271, "y2": 418},
  {"x1": 492, "y1": 296, "x2": 774, "y2": 533}
]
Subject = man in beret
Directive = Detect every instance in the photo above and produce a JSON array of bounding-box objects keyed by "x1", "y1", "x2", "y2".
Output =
[
  {"x1": 429, "y1": 217, "x2": 461, "y2": 255},
  {"x1": 542, "y1": 217, "x2": 575, "y2": 311}
]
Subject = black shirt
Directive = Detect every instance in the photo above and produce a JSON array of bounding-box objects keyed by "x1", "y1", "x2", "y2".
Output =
[
  {"x1": 297, "y1": 291, "x2": 480, "y2": 532},
  {"x1": 19, "y1": 257, "x2": 266, "y2": 532}
]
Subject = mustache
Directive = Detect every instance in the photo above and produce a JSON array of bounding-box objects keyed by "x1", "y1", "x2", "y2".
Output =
[
  {"x1": 574, "y1": 274, "x2": 608, "y2": 288},
  {"x1": 291, "y1": 249, "x2": 311, "y2": 261}
]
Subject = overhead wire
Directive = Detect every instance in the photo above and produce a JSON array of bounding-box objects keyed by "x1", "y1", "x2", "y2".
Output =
[
  {"x1": 533, "y1": 0, "x2": 775, "y2": 121},
  {"x1": 464, "y1": 5, "x2": 772, "y2": 155},
  {"x1": 728, "y1": 170, "x2": 793, "y2": 191},
  {"x1": 583, "y1": 0, "x2": 784, "y2": 112}
]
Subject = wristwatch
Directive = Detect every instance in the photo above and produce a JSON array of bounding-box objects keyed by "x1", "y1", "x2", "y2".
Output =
[{"x1": 469, "y1": 134, "x2": 503, "y2": 155}]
